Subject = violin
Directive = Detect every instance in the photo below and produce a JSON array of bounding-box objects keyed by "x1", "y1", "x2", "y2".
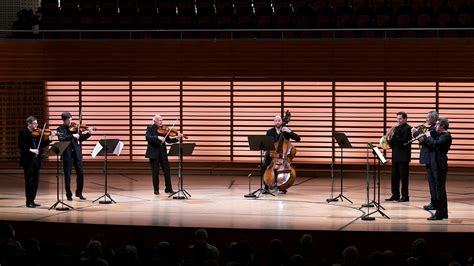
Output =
[
  {"x1": 263, "y1": 110, "x2": 297, "y2": 191},
  {"x1": 69, "y1": 122, "x2": 96, "y2": 133},
  {"x1": 31, "y1": 128, "x2": 58, "y2": 140},
  {"x1": 157, "y1": 126, "x2": 188, "y2": 139}
]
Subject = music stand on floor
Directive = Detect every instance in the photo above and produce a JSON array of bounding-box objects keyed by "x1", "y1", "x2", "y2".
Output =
[
  {"x1": 246, "y1": 135, "x2": 275, "y2": 198},
  {"x1": 92, "y1": 138, "x2": 121, "y2": 204},
  {"x1": 168, "y1": 142, "x2": 195, "y2": 200},
  {"x1": 45, "y1": 141, "x2": 73, "y2": 211},
  {"x1": 327, "y1": 132, "x2": 353, "y2": 204},
  {"x1": 362, "y1": 145, "x2": 390, "y2": 220}
]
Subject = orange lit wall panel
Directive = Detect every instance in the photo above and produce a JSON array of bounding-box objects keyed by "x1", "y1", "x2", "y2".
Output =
[{"x1": 45, "y1": 81, "x2": 474, "y2": 166}]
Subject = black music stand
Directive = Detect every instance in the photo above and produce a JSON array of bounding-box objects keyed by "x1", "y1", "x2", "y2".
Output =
[
  {"x1": 93, "y1": 138, "x2": 120, "y2": 204},
  {"x1": 168, "y1": 142, "x2": 195, "y2": 200},
  {"x1": 45, "y1": 141, "x2": 73, "y2": 211},
  {"x1": 327, "y1": 132, "x2": 353, "y2": 203},
  {"x1": 362, "y1": 145, "x2": 390, "y2": 220},
  {"x1": 246, "y1": 135, "x2": 275, "y2": 198}
]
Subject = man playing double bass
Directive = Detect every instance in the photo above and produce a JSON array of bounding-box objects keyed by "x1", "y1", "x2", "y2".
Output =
[{"x1": 261, "y1": 115, "x2": 301, "y2": 194}]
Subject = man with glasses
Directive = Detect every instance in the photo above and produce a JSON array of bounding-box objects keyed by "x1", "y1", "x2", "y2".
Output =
[{"x1": 18, "y1": 116, "x2": 56, "y2": 208}]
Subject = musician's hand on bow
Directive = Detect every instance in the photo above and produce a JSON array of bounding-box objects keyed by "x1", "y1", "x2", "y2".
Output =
[
  {"x1": 158, "y1": 136, "x2": 166, "y2": 143},
  {"x1": 29, "y1": 148, "x2": 39, "y2": 156},
  {"x1": 281, "y1": 127, "x2": 291, "y2": 133}
]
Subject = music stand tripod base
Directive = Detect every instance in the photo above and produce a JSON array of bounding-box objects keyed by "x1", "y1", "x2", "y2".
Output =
[
  {"x1": 45, "y1": 141, "x2": 74, "y2": 211},
  {"x1": 361, "y1": 215, "x2": 376, "y2": 221},
  {"x1": 244, "y1": 193, "x2": 257, "y2": 198},
  {"x1": 326, "y1": 197, "x2": 339, "y2": 203},
  {"x1": 93, "y1": 193, "x2": 116, "y2": 204},
  {"x1": 169, "y1": 189, "x2": 190, "y2": 200},
  {"x1": 48, "y1": 201, "x2": 73, "y2": 211}
]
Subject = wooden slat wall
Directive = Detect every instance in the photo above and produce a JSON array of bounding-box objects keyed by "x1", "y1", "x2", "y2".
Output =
[
  {"x1": 0, "y1": 40, "x2": 474, "y2": 81},
  {"x1": 1, "y1": 39, "x2": 473, "y2": 166},
  {"x1": 40, "y1": 81, "x2": 474, "y2": 167},
  {"x1": 0, "y1": 82, "x2": 44, "y2": 161}
]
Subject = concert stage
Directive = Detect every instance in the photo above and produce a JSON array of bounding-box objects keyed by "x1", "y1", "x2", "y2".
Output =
[
  {"x1": 1, "y1": 165, "x2": 473, "y2": 264},
  {"x1": 1, "y1": 167, "x2": 472, "y2": 233}
]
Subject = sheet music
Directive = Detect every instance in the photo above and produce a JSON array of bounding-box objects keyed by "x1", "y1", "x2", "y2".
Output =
[
  {"x1": 91, "y1": 142, "x2": 103, "y2": 158},
  {"x1": 372, "y1": 146, "x2": 387, "y2": 164},
  {"x1": 113, "y1": 141, "x2": 124, "y2": 156}
]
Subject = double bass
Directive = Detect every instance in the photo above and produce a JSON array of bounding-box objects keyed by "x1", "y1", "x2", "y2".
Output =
[{"x1": 263, "y1": 110, "x2": 297, "y2": 191}]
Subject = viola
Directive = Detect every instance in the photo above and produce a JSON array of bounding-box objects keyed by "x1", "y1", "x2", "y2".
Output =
[
  {"x1": 31, "y1": 128, "x2": 58, "y2": 140},
  {"x1": 69, "y1": 122, "x2": 96, "y2": 133},
  {"x1": 157, "y1": 126, "x2": 188, "y2": 139},
  {"x1": 263, "y1": 110, "x2": 297, "y2": 191}
]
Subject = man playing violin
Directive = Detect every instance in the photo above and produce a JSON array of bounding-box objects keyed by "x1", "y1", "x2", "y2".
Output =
[
  {"x1": 145, "y1": 115, "x2": 184, "y2": 195},
  {"x1": 57, "y1": 111, "x2": 92, "y2": 201},
  {"x1": 261, "y1": 115, "x2": 301, "y2": 194},
  {"x1": 18, "y1": 116, "x2": 57, "y2": 208}
]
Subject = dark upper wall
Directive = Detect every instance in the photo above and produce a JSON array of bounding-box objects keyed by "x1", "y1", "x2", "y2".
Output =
[{"x1": 1, "y1": 39, "x2": 473, "y2": 82}]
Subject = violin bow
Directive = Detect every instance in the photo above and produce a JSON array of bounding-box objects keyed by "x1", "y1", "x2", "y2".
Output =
[
  {"x1": 162, "y1": 118, "x2": 179, "y2": 142},
  {"x1": 36, "y1": 123, "x2": 47, "y2": 150}
]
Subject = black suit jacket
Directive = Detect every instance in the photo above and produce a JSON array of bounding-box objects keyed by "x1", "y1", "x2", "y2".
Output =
[
  {"x1": 390, "y1": 123, "x2": 412, "y2": 163},
  {"x1": 413, "y1": 124, "x2": 436, "y2": 165},
  {"x1": 56, "y1": 124, "x2": 91, "y2": 162},
  {"x1": 425, "y1": 131, "x2": 452, "y2": 170},
  {"x1": 265, "y1": 127, "x2": 301, "y2": 158},
  {"x1": 18, "y1": 127, "x2": 52, "y2": 167},
  {"x1": 145, "y1": 124, "x2": 179, "y2": 159}
]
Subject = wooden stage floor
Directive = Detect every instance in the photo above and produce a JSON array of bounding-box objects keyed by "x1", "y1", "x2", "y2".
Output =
[{"x1": 0, "y1": 170, "x2": 473, "y2": 233}]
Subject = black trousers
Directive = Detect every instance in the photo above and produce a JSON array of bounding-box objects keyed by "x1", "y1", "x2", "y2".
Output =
[
  {"x1": 260, "y1": 156, "x2": 272, "y2": 190},
  {"x1": 391, "y1": 161, "x2": 410, "y2": 198},
  {"x1": 63, "y1": 154, "x2": 85, "y2": 197},
  {"x1": 149, "y1": 156, "x2": 173, "y2": 192},
  {"x1": 426, "y1": 164, "x2": 437, "y2": 206},
  {"x1": 430, "y1": 167, "x2": 448, "y2": 214},
  {"x1": 23, "y1": 159, "x2": 40, "y2": 204}
]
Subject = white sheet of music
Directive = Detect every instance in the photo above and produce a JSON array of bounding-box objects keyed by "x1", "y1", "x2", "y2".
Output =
[
  {"x1": 373, "y1": 146, "x2": 387, "y2": 164},
  {"x1": 91, "y1": 142, "x2": 103, "y2": 158},
  {"x1": 113, "y1": 141, "x2": 124, "y2": 156}
]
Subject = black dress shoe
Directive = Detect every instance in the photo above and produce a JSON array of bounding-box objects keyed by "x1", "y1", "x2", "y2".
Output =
[
  {"x1": 76, "y1": 194, "x2": 86, "y2": 200},
  {"x1": 262, "y1": 189, "x2": 270, "y2": 194},
  {"x1": 279, "y1": 189, "x2": 287, "y2": 194},
  {"x1": 423, "y1": 203, "x2": 435, "y2": 210},
  {"x1": 427, "y1": 212, "x2": 448, "y2": 220},
  {"x1": 164, "y1": 189, "x2": 175, "y2": 194},
  {"x1": 26, "y1": 203, "x2": 36, "y2": 208},
  {"x1": 32, "y1": 202, "x2": 41, "y2": 207},
  {"x1": 67, "y1": 196, "x2": 73, "y2": 201},
  {"x1": 398, "y1": 197, "x2": 410, "y2": 202},
  {"x1": 154, "y1": 190, "x2": 160, "y2": 195},
  {"x1": 385, "y1": 196, "x2": 400, "y2": 201},
  {"x1": 427, "y1": 215, "x2": 443, "y2": 220}
]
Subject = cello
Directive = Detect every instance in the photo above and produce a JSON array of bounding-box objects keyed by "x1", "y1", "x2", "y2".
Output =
[{"x1": 263, "y1": 110, "x2": 297, "y2": 191}]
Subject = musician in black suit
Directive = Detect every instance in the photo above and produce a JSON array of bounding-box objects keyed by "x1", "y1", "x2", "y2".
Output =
[
  {"x1": 145, "y1": 115, "x2": 183, "y2": 195},
  {"x1": 261, "y1": 115, "x2": 301, "y2": 194},
  {"x1": 18, "y1": 116, "x2": 56, "y2": 208},
  {"x1": 57, "y1": 112, "x2": 92, "y2": 201},
  {"x1": 386, "y1": 112, "x2": 412, "y2": 202},
  {"x1": 422, "y1": 118, "x2": 452, "y2": 220},
  {"x1": 411, "y1": 111, "x2": 438, "y2": 210}
]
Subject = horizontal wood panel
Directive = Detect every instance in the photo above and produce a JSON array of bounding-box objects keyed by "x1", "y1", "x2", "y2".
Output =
[{"x1": 1, "y1": 40, "x2": 474, "y2": 81}]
